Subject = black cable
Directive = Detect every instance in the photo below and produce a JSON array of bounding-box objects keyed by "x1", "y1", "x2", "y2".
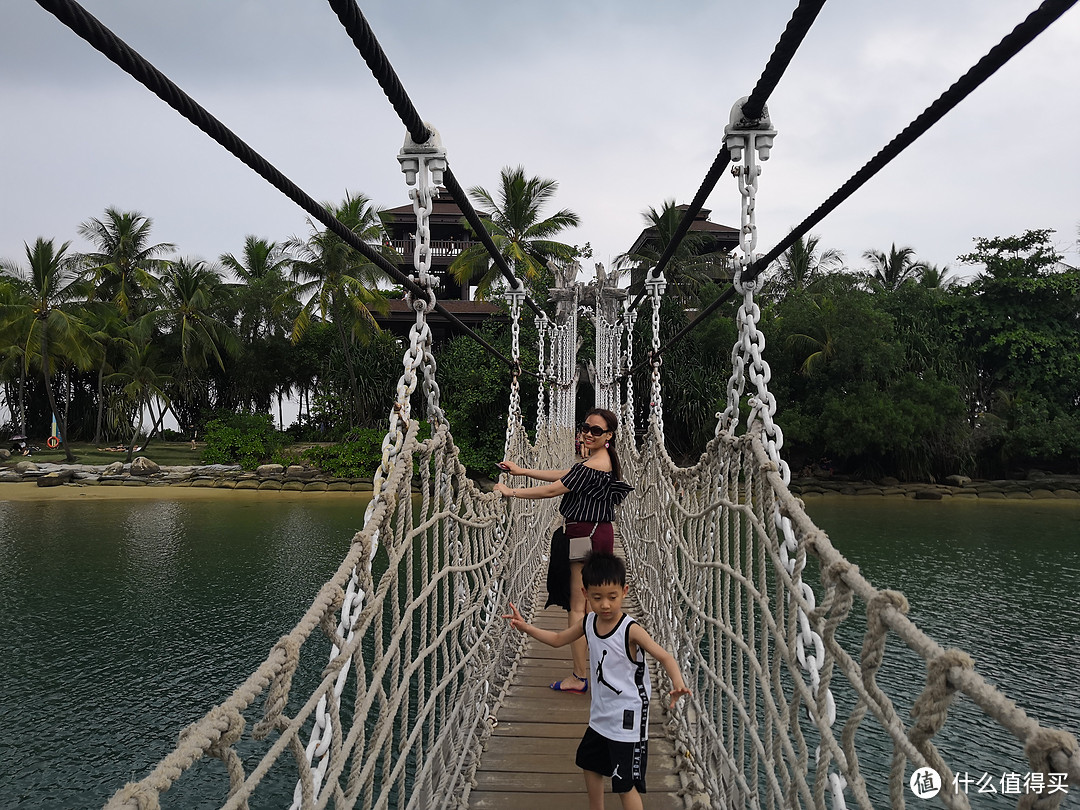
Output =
[
  {"x1": 325, "y1": 0, "x2": 546, "y2": 319},
  {"x1": 742, "y1": 0, "x2": 829, "y2": 121},
  {"x1": 743, "y1": 0, "x2": 1079, "y2": 283},
  {"x1": 624, "y1": 0, "x2": 828, "y2": 316},
  {"x1": 35, "y1": 0, "x2": 530, "y2": 373},
  {"x1": 629, "y1": 0, "x2": 1078, "y2": 375}
]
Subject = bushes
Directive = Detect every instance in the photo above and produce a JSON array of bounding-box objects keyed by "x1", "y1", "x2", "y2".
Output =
[
  {"x1": 299, "y1": 423, "x2": 432, "y2": 478},
  {"x1": 201, "y1": 413, "x2": 289, "y2": 469}
]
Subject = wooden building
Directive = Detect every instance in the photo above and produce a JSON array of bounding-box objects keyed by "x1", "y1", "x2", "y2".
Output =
[{"x1": 379, "y1": 191, "x2": 507, "y2": 341}]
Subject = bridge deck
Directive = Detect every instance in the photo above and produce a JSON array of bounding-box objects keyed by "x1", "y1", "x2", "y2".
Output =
[{"x1": 469, "y1": 594, "x2": 686, "y2": 809}]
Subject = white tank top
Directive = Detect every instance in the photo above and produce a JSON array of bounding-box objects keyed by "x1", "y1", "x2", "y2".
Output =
[{"x1": 584, "y1": 613, "x2": 651, "y2": 742}]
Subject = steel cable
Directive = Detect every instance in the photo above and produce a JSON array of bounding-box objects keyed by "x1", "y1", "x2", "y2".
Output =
[
  {"x1": 629, "y1": 0, "x2": 1078, "y2": 375},
  {"x1": 35, "y1": 0, "x2": 527, "y2": 373},
  {"x1": 624, "y1": 0, "x2": 829, "y2": 316},
  {"x1": 325, "y1": 0, "x2": 547, "y2": 319}
]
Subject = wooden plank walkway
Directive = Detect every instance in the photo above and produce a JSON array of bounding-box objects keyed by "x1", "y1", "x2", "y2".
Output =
[{"x1": 469, "y1": 592, "x2": 687, "y2": 809}]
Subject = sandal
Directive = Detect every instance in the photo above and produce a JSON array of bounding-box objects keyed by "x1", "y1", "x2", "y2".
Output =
[{"x1": 549, "y1": 673, "x2": 589, "y2": 694}]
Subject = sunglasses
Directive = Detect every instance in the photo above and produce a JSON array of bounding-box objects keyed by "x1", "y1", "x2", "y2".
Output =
[{"x1": 578, "y1": 424, "x2": 610, "y2": 437}]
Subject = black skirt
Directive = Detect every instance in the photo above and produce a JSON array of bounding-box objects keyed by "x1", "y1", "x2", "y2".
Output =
[{"x1": 545, "y1": 528, "x2": 571, "y2": 610}]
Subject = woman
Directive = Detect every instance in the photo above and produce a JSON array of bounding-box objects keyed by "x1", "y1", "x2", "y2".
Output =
[{"x1": 494, "y1": 407, "x2": 633, "y2": 693}]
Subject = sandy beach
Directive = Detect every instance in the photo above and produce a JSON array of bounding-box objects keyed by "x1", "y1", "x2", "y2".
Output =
[{"x1": 0, "y1": 482, "x2": 370, "y2": 503}]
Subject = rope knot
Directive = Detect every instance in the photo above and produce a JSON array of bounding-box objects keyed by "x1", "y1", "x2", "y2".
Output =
[
  {"x1": 253, "y1": 635, "x2": 301, "y2": 740},
  {"x1": 107, "y1": 782, "x2": 162, "y2": 810},
  {"x1": 1025, "y1": 728, "x2": 1080, "y2": 800},
  {"x1": 205, "y1": 706, "x2": 246, "y2": 759},
  {"x1": 910, "y1": 648, "x2": 974, "y2": 737}
]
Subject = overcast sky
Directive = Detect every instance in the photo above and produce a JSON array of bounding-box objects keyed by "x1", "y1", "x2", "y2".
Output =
[{"x1": 3, "y1": 1, "x2": 1078, "y2": 287}]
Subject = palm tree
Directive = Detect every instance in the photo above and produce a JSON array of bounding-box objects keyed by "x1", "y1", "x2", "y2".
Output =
[
  {"x1": 449, "y1": 165, "x2": 580, "y2": 301},
  {"x1": 768, "y1": 233, "x2": 844, "y2": 296},
  {"x1": 220, "y1": 236, "x2": 299, "y2": 420},
  {"x1": 287, "y1": 192, "x2": 392, "y2": 427},
  {"x1": 862, "y1": 244, "x2": 926, "y2": 292},
  {"x1": 78, "y1": 208, "x2": 174, "y2": 319},
  {"x1": 105, "y1": 339, "x2": 172, "y2": 462},
  {"x1": 153, "y1": 258, "x2": 239, "y2": 431},
  {"x1": 614, "y1": 200, "x2": 731, "y2": 306},
  {"x1": 918, "y1": 263, "x2": 956, "y2": 289},
  {"x1": 0, "y1": 238, "x2": 94, "y2": 461},
  {"x1": 220, "y1": 236, "x2": 297, "y2": 343}
]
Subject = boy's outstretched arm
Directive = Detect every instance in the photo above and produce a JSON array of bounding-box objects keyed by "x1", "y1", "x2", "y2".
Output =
[
  {"x1": 629, "y1": 624, "x2": 692, "y2": 709},
  {"x1": 502, "y1": 601, "x2": 585, "y2": 648}
]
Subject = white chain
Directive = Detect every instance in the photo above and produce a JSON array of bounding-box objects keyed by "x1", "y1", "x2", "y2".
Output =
[
  {"x1": 291, "y1": 125, "x2": 447, "y2": 809},
  {"x1": 504, "y1": 282, "x2": 526, "y2": 455},
  {"x1": 622, "y1": 301, "x2": 638, "y2": 442},
  {"x1": 722, "y1": 98, "x2": 845, "y2": 810},
  {"x1": 535, "y1": 313, "x2": 549, "y2": 433},
  {"x1": 645, "y1": 271, "x2": 666, "y2": 437}
]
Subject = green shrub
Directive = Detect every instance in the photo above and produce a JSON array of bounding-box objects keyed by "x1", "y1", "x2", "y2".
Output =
[
  {"x1": 301, "y1": 423, "x2": 432, "y2": 478},
  {"x1": 201, "y1": 413, "x2": 289, "y2": 469}
]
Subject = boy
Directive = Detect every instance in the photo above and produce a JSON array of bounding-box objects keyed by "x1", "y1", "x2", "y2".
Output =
[{"x1": 503, "y1": 551, "x2": 691, "y2": 810}]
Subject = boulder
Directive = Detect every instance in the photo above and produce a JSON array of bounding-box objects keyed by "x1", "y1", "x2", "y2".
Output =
[
  {"x1": 37, "y1": 470, "x2": 75, "y2": 487},
  {"x1": 945, "y1": 475, "x2": 972, "y2": 487},
  {"x1": 130, "y1": 456, "x2": 160, "y2": 476},
  {"x1": 257, "y1": 463, "x2": 285, "y2": 476},
  {"x1": 103, "y1": 461, "x2": 125, "y2": 476},
  {"x1": 0, "y1": 448, "x2": 10, "y2": 461},
  {"x1": 14, "y1": 461, "x2": 39, "y2": 473}
]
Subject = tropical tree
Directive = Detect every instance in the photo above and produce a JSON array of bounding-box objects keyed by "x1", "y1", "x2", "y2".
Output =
[
  {"x1": 449, "y1": 165, "x2": 580, "y2": 301},
  {"x1": 105, "y1": 339, "x2": 173, "y2": 462},
  {"x1": 220, "y1": 236, "x2": 297, "y2": 343},
  {"x1": 614, "y1": 199, "x2": 731, "y2": 306},
  {"x1": 918, "y1": 263, "x2": 956, "y2": 289},
  {"x1": 154, "y1": 258, "x2": 240, "y2": 432},
  {"x1": 287, "y1": 192, "x2": 392, "y2": 427},
  {"x1": 78, "y1": 208, "x2": 174, "y2": 319},
  {"x1": 767, "y1": 233, "x2": 844, "y2": 297},
  {"x1": 0, "y1": 238, "x2": 94, "y2": 461},
  {"x1": 862, "y1": 243, "x2": 926, "y2": 292}
]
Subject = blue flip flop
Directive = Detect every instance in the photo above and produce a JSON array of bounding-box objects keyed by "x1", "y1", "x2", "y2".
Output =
[{"x1": 550, "y1": 674, "x2": 589, "y2": 694}]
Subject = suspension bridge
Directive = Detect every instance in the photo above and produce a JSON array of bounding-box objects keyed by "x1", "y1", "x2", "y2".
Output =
[{"x1": 29, "y1": 0, "x2": 1080, "y2": 807}]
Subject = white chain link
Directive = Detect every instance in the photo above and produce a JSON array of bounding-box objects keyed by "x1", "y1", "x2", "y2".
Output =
[
  {"x1": 535, "y1": 314, "x2": 550, "y2": 433},
  {"x1": 645, "y1": 270, "x2": 667, "y2": 437},
  {"x1": 291, "y1": 125, "x2": 447, "y2": 809},
  {"x1": 622, "y1": 301, "x2": 638, "y2": 443},
  {"x1": 503, "y1": 282, "x2": 526, "y2": 456},
  {"x1": 721, "y1": 98, "x2": 845, "y2": 810}
]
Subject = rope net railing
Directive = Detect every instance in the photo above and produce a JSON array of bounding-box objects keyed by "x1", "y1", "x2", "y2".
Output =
[
  {"x1": 104, "y1": 417, "x2": 562, "y2": 810},
  {"x1": 617, "y1": 415, "x2": 1080, "y2": 810}
]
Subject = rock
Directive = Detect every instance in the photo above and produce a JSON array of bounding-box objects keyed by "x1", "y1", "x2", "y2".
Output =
[
  {"x1": 257, "y1": 463, "x2": 285, "y2": 476},
  {"x1": 104, "y1": 461, "x2": 125, "y2": 476},
  {"x1": 14, "y1": 461, "x2": 39, "y2": 473},
  {"x1": 130, "y1": 457, "x2": 160, "y2": 475},
  {"x1": 286, "y1": 465, "x2": 306, "y2": 476},
  {"x1": 37, "y1": 470, "x2": 75, "y2": 487},
  {"x1": 0, "y1": 448, "x2": 10, "y2": 461},
  {"x1": 879, "y1": 476, "x2": 901, "y2": 486},
  {"x1": 945, "y1": 475, "x2": 972, "y2": 487}
]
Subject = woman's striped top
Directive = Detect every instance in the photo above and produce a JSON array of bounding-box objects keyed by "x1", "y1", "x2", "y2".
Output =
[{"x1": 559, "y1": 462, "x2": 633, "y2": 523}]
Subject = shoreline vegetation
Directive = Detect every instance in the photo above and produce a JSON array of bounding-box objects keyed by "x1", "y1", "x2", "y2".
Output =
[{"x1": 4, "y1": 452, "x2": 1080, "y2": 502}]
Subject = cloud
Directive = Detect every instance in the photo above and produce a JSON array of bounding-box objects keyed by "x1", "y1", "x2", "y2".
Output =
[{"x1": 2, "y1": 0, "x2": 1078, "y2": 278}]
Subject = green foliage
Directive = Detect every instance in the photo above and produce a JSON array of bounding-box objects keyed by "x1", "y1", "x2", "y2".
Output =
[
  {"x1": 201, "y1": 413, "x2": 289, "y2": 469},
  {"x1": 438, "y1": 321, "x2": 527, "y2": 475},
  {"x1": 299, "y1": 423, "x2": 432, "y2": 478}
]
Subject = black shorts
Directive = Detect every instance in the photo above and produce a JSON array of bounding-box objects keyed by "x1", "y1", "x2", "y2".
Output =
[{"x1": 575, "y1": 726, "x2": 648, "y2": 794}]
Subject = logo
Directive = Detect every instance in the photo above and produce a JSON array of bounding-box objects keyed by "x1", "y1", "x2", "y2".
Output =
[{"x1": 910, "y1": 767, "x2": 942, "y2": 799}]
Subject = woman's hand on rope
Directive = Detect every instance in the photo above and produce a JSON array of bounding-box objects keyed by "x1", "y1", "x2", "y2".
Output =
[
  {"x1": 497, "y1": 460, "x2": 523, "y2": 476},
  {"x1": 502, "y1": 601, "x2": 527, "y2": 632},
  {"x1": 493, "y1": 482, "x2": 515, "y2": 498}
]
